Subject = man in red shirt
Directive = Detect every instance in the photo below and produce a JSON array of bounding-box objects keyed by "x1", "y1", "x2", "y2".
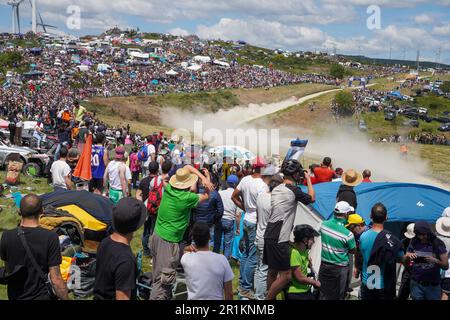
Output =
[
  {"x1": 313, "y1": 157, "x2": 335, "y2": 183},
  {"x1": 362, "y1": 169, "x2": 372, "y2": 182}
]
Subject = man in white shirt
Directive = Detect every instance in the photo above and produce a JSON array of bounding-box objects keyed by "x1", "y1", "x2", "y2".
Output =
[
  {"x1": 50, "y1": 146, "x2": 73, "y2": 191},
  {"x1": 181, "y1": 222, "x2": 234, "y2": 300},
  {"x1": 232, "y1": 157, "x2": 269, "y2": 299},
  {"x1": 142, "y1": 136, "x2": 156, "y2": 177},
  {"x1": 219, "y1": 175, "x2": 240, "y2": 260}
]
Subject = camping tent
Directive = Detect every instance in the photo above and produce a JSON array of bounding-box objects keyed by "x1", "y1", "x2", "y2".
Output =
[
  {"x1": 301, "y1": 182, "x2": 450, "y2": 223},
  {"x1": 389, "y1": 91, "x2": 403, "y2": 99},
  {"x1": 193, "y1": 55, "x2": 211, "y2": 63},
  {"x1": 40, "y1": 190, "x2": 114, "y2": 251},
  {"x1": 130, "y1": 51, "x2": 149, "y2": 59},
  {"x1": 187, "y1": 64, "x2": 202, "y2": 71},
  {"x1": 165, "y1": 69, "x2": 178, "y2": 76},
  {"x1": 213, "y1": 60, "x2": 230, "y2": 68}
]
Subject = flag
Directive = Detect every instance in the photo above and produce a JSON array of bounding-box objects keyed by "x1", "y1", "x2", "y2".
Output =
[{"x1": 73, "y1": 134, "x2": 93, "y2": 181}]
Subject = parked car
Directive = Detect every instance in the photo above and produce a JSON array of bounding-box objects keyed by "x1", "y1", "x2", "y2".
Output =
[
  {"x1": 385, "y1": 112, "x2": 396, "y2": 121},
  {"x1": 435, "y1": 116, "x2": 450, "y2": 123},
  {"x1": 0, "y1": 139, "x2": 50, "y2": 176},
  {"x1": 403, "y1": 120, "x2": 419, "y2": 128},
  {"x1": 418, "y1": 107, "x2": 428, "y2": 114},
  {"x1": 437, "y1": 123, "x2": 450, "y2": 132}
]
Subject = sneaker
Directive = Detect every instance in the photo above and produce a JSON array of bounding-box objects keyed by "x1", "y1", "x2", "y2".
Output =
[{"x1": 238, "y1": 288, "x2": 255, "y2": 300}]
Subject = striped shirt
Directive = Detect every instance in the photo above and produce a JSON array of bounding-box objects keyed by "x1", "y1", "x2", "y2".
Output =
[{"x1": 320, "y1": 216, "x2": 356, "y2": 266}]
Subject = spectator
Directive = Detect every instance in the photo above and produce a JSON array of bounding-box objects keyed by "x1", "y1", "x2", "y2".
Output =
[
  {"x1": 359, "y1": 203, "x2": 404, "y2": 300},
  {"x1": 129, "y1": 146, "x2": 141, "y2": 189},
  {"x1": 286, "y1": 225, "x2": 321, "y2": 300},
  {"x1": 181, "y1": 222, "x2": 234, "y2": 300},
  {"x1": 136, "y1": 161, "x2": 160, "y2": 257},
  {"x1": 94, "y1": 198, "x2": 147, "y2": 300},
  {"x1": 345, "y1": 213, "x2": 367, "y2": 296},
  {"x1": 405, "y1": 221, "x2": 449, "y2": 300},
  {"x1": 336, "y1": 169, "x2": 362, "y2": 210},
  {"x1": 90, "y1": 132, "x2": 109, "y2": 194},
  {"x1": 313, "y1": 157, "x2": 335, "y2": 183},
  {"x1": 397, "y1": 223, "x2": 415, "y2": 300},
  {"x1": 362, "y1": 169, "x2": 372, "y2": 182},
  {"x1": 332, "y1": 168, "x2": 343, "y2": 182},
  {"x1": 0, "y1": 194, "x2": 68, "y2": 300},
  {"x1": 50, "y1": 146, "x2": 73, "y2": 191},
  {"x1": 231, "y1": 157, "x2": 270, "y2": 299},
  {"x1": 265, "y1": 159, "x2": 315, "y2": 300},
  {"x1": 319, "y1": 201, "x2": 356, "y2": 300},
  {"x1": 436, "y1": 209, "x2": 450, "y2": 300},
  {"x1": 150, "y1": 166, "x2": 213, "y2": 300},
  {"x1": 142, "y1": 135, "x2": 156, "y2": 178},
  {"x1": 218, "y1": 175, "x2": 240, "y2": 260},
  {"x1": 104, "y1": 146, "x2": 128, "y2": 204},
  {"x1": 254, "y1": 168, "x2": 282, "y2": 300}
]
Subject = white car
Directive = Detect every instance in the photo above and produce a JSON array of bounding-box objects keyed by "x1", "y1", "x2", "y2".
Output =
[{"x1": 418, "y1": 107, "x2": 428, "y2": 114}]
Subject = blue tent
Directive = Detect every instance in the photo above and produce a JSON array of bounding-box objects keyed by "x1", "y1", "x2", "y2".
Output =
[
  {"x1": 301, "y1": 182, "x2": 450, "y2": 223},
  {"x1": 389, "y1": 91, "x2": 403, "y2": 99}
]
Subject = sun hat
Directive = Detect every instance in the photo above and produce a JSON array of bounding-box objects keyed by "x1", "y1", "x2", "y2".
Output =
[
  {"x1": 112, "y1": 198, "x2": 147, "y2": 234},
  {"x1": 436, "y1": 217, "x2": 450, "y2": 237},
  {"x1": 404, "y1": 223, "x2": 415, "y2": 239},
  {"x1": 346, "y1": 214, "x2": 365, "y2": 227},
  {"x1": 342, "y1": 169, "x2": 363, "y2": 187},
  {"x1": 169, "y1": 167, "x2": 198, "y2": 189},
  {"x1": 334, "y1": 201, "x2": 354, "y2": 215},
  {"x1": 442, "y1": 207, "x2": 450, "y2": 218},
  {"x1": 115, "y1": 146, "x2": 125, "y2": 160}
]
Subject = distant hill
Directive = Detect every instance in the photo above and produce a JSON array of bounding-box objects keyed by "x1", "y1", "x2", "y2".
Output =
[{"x1": 343, "y1": 55, "x2": 450, "y2": 70}]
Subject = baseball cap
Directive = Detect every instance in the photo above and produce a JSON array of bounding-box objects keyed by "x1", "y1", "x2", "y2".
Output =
[
  {"x1": 334, "y1": 201, "x2": 354, "y2": 215},
  {"x1": 112, "y1": 198, "x2": 147, "y2": 234},
  {"x1": 346, "y1": 214, "x2": 365, "y2": 227},
  {"x1": 227, "y1": 174, "x2": 239, "y2": 185}
]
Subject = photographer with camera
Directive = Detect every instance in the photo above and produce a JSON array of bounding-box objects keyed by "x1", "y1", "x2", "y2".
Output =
[{"x1": 264, "y1": 159, "x2": 315, "y2": 300}]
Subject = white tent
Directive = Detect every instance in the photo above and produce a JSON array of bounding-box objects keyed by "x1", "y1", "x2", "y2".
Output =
[
  {"x1": 187, "y1": 64, "x2": 202, "y2": 71},
  {"x1": 130, "y1": 51, "x2": 149, "y2": 59},
  {"x1": 193, "y1": 55, "x2": 211, "y2": 63},
  {"x1": 180, "y1": 62, "x2": 189, "y2": 68},
  {"x1": 213, "y1": 60, "x2": 230, "y2": 68},
  {"x1": 165, "y1": 69, "x2": 179, "y2": 76},
  {"x1": 97, "y1": 63, "x2": 112, "y2": 72}
]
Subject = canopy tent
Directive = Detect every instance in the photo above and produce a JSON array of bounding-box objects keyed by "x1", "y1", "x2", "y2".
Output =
[
  {"x1": 165, "y1": 69, "x2": 178, "y2": 76},
  {"x1": 389, "y1": 90, "x2": 403, "y2": 99},
  {"x1": 130, "y1": 51, "x2": 149, "y2": 59},
  {"x1": 193, "y1": 55, "x2": 211, "y2": 63},
  {"x1": 208, "y1": 145, "x2": 255, "y2": 161},
  {"x1": 97, "y1": 63, "x2": 112, "y2": 72},
  {"x1": 180, "y1": 62, "x2": 189, "y2": 68},
  {"x1": 81, "y1": 59, "x2": 93, "y2": 66},
  {"x1": 213, "y1": 60, "x2": 230, "y2": 68},
  {"x1": 301, "y1": 182, "x2": 450, "y2": 223}
]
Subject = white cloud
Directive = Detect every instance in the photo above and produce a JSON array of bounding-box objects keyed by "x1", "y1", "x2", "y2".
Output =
[
  {"x1": 432, "y1": 23, "x2": 450, "y2": 36},
  {"x1": 168, "y1": 28, "x2": 190, "y2": 36},
  {"x1": 197, "y1": 18, "x2": 327, "y2": 50},
  {"x1": 414, "y1": 14, "x2": 434, "y2": 25}
]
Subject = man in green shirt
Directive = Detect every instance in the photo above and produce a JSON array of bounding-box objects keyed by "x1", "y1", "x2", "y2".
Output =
[
  {"x1": 287, "y1": 225, "x2": 321, "y2": 300},
  {"x1": 149, "y1": 165, "x2": 213, "y2": 300},
  {"x1": 319, "y1": 201, "x2": 356, "y2": 300}
]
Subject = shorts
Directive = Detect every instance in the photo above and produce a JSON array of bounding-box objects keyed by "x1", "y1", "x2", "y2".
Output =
[
  {"x1": 442, "y1": 278, "x2": 450, "y2": 294},
  {"x1": 89, "y1": 178, "x2": 104, "y2": 192},
  {"x1": 109, "y1": 188, "x2": 124, "y2": 205},
  {"x1": 263, "y1": 240, "x2": 290, "y2": 271}
]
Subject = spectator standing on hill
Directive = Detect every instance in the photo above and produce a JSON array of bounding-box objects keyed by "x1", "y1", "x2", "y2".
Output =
[
  {"x1": 104, "y1": 146, "x2": 128, "y2": 205},
  {"x1": 50, "y1": 146, "x2": 73, "y2": 191},
  {"x1": 436, "y1": 208, "x2": 450, "y2": 300},
  {"x1": 336, "y1": 169, "x2": 362, "y2": 210}
]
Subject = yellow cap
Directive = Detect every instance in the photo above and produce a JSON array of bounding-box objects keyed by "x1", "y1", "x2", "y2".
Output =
[{"x1": 346, "y1": 214, "x2": 365, "y2": 227}]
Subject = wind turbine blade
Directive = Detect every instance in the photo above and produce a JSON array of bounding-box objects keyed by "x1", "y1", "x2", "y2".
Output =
[{"x1": 16, "y1": 6, "x2": 20, "y2": 33}]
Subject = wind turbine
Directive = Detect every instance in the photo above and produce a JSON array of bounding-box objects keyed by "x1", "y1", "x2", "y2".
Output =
[
  {"x1": 28, "y1": 0, "x2": 56, "y2": 33},
  {"x1": 7, "y1": 0, "x2": 25, "y2": 34}
]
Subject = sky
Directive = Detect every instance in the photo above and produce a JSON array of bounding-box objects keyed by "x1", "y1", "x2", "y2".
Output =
[{"x1": 1, "y1": 0, "x2": 450, "y2": 64}]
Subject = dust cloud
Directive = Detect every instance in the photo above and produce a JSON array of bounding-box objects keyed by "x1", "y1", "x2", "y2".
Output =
[{"x1": 160, "y1": 100, "x2": 448, "y2": 190}]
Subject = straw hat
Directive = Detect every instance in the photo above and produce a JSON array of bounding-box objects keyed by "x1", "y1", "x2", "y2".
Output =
[
  {"x1": 404, "y1": 223, "x2": 415, "y2": 239},
  {"x1": 342, "y1": 169, "x2": 363, "y2": 187},
  {"x1": 169, "y1": 167, "x2": 198, "y2": 190},
  {"x1": 436, "y1": 217, "x2": 450, "y2": 237}
]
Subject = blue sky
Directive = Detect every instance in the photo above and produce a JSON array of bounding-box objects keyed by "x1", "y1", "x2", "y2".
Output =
[{"x1": 1, "y1": 0, "x2": 450, "y2": 64}]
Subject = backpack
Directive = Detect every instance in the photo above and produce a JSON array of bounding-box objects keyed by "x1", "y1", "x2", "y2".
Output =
[
  {"x1": 146, "y1": 177, "x2": 163, "y2": 215},
  {"x1": 138, "y1": 144, "x2": 149, "y2": 162}
]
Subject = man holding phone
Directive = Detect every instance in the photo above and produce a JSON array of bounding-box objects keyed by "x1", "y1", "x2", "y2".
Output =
[{"x1": 405, "y1": 221, "x2": 449, "y2": 300}]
